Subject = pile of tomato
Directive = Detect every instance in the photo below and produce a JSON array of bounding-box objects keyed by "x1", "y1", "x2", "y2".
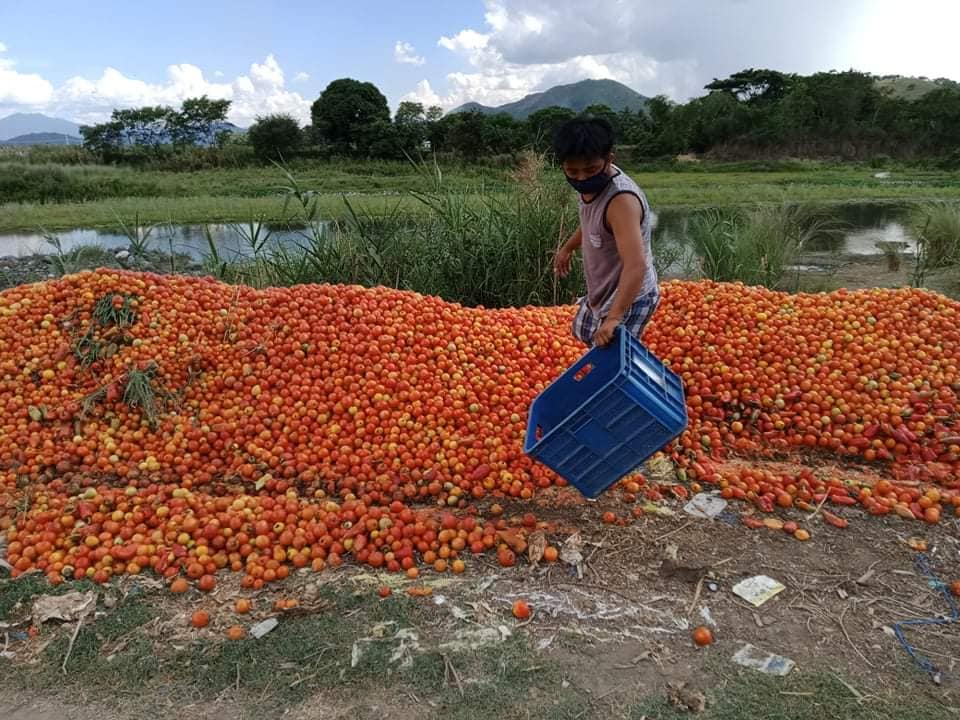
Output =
[{"x1": 0, "y1": 271, "x2": 958, "y2": 586}]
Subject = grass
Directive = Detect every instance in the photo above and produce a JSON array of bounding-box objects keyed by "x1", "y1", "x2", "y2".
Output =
[
  {"x1": 42, "y1": 231, "x2": 119, "y2": 277},
  {"x1": 684, "y1": 204, "x2": 838, "y2": 289},
  {"x1": 39, "y1": 597, "x2": 159, "y2": 686},
  {"x1": 191, "y1": 154, "x2": 587, "y2": 308},
  {"x1": 4, "y1": 160, "x2": 960, "y2": 232},
  {"x1": 628, "y1": 668, "x2": 952, "y2": 720},
  {"x1": 912, "y1": 201, "x2": 960, "y2": 269},
  {"x1": 2, "y1": 576, "x2": 955, "y2": 720},
  {"x1": 1, "y1": 579, "x2": 586, "y2": 720}
]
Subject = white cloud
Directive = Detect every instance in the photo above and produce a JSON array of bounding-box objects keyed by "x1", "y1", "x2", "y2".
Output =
[
  {"x1": 412, "y1": 0, "x2": 898, "y2": 110},
  {"x1": 294, "y1": 72, "x2": 310, "y2": 83},
  {"x1": 438, "y1": 30, "x2": 489, "y2": 54},
  {"x1": 402, "y1": 79, "x2": 442, "y2": 107},
  {"x1": 0, "y1": 52, "x2": 310, "y2": 127},
  {"x1": 0, "y1": 43, "x2": 55, "y2": 108},
  {"x1": 394, "y1": 41, "x2": 426, "y2": 66},
  {"x1": 214, "y1": 70, "x2": 224, "y2": 78}
]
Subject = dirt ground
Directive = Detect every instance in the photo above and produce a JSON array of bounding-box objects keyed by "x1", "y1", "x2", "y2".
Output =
[
  {"x1": 2, "y1": 455, "x2": 959, "y2": 720},
  {"x1": 792, "y1": 253, "x2": 959, "y2": 297}
]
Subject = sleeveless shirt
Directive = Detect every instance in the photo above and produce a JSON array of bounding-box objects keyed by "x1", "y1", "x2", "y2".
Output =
[{"x1": 578, "y1": 166, "x2": 657, "y2": 314}]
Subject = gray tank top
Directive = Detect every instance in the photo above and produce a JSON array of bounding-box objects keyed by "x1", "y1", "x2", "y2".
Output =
[{"x1": 578, "y1": 166, "x2": 657, "y2": 313}]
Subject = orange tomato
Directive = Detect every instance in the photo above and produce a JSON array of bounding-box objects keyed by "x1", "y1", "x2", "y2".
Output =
[
  {"x1": 512, "y1": 599, "x2": 531, "y2": 620},
  {"x1": 692, "y1": 625, "x2": 714, "y2": 646}
]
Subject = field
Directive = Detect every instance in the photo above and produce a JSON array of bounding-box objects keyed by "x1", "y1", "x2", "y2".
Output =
[
  {"x1": 4, "y1": 158, "x2": 960, "y2": 232},
  {"x1": 2, "y1": 155, "x2": 960, "y2": 720}
]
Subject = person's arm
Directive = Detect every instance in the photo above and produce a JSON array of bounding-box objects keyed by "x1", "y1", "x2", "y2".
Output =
[
  {"x1": 554, "y1": 227, "x2": 582, "y2": 278},
  {"x1": 592, "y1": 194, "x2": 646, "y2": 347}
]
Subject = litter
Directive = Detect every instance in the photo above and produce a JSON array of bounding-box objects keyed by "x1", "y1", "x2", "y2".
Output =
[
  {"x1": 438, "y1": 626, "x2": 510, "y2": 653},
  {"x1": 560, "y1": 532, "x2": 584, "y2": 578},
  {"x1": 732, "y1": 575, "x2": 785, "y2": 607},
  {"x1": 683, "y1": 493, "x2": 728, "y2": 519},
  {"x1": 699, "y1": 606, "x2": 717, "y2": 628},
  {"x1": 250, "y1": 617, "x2": 278, "y2": 639},
  {"x1": 527, "y1": 531, "x2": 547, "y2": 567},
  {"x1": 732, "y1": 643, "x2": 796, "y2": 676},
  {"x1": 642, "y1": 502, "x2": 675, "y2": 517},
  {"x1": 892, "y1": 553, "x2": 959, "y2": 684},
  {"x1": 32, "y1": 591, "x2": 96, "y2": 625}
]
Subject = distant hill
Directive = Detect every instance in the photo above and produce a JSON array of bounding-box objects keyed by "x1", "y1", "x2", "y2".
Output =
[
  {"x1": 875, "y1": 75, "x2": 960, "y2": 100},
  {"x1": 0, "y1": 113, "x2": 80, "y2": 141},
  {"x1": 451, "y1": 79, "x2": 648, "y2": 119},
  {"x1": 0, "y1": 132, "x2": 83, "y2": 146}
]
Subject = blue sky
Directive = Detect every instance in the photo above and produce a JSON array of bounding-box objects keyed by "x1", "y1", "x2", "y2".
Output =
[{"x1": 2, "y1": 0, "x2": 960, "y2": 126}]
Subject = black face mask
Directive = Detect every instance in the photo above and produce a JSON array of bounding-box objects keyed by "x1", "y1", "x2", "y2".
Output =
[{"x1": 565, "y1": 166, "x2": 612, "y2": 195}]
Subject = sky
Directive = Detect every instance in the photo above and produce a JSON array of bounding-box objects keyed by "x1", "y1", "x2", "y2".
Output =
[{"x1": 2, "y1": 0, "x2": 959, "y2": 127}]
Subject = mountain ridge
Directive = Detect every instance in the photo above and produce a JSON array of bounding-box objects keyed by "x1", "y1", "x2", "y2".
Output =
[{"x1": 450, "y1": 79, "x2": 648, "y2": 119}]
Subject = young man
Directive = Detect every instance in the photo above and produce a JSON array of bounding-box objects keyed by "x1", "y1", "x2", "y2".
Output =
[{"x1": 553, "y1": 117, "x2": 658, "y2": 348}]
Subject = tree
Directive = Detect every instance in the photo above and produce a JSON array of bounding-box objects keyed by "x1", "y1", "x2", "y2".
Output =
[
  {"x1": 112, "y1": 106, "x2": 173, "y2": 148},
  {"x1": 801, "y1": 71, "x2": 882, "y2": 139},
  {"x1": 394, "y1": 101, "x2": 429, "y2": 154},
  {"x1": 526, "y1": 106, "x2": 576, "y2": 152},
  {"x1": 681, "y1": 92, "x2": 746, "y2": 152},
  {"x1": 311, "y1": 79, "x2": 391, "y2": 155},
  {"x1": 247, "y1": 114, "x2": 303, "y2": 161},
  {"x1": 615, "y1": 108, "x2": 646, "y2": 145},
  {"x1": 168, "y1": 96, "x2": 232, "y2": 147},
  {"x1": 395, "y1": 101, "x2": 426, "y2": 126},
  {"x1": 80, "y1": 120, "x2": 124, "y2": 158},
  {"x1": 81, "y1": 105, "x2": 171, "y2": 158},
  {"x1": 443, "y1": 111, "x2": 489, "y2": 160},
  {"x1": 705, "y1": 69, "x2": 795, "y2": 104}
]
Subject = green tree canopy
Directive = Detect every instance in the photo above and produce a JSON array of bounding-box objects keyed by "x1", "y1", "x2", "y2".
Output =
[
  {"x1": 247, "y1": 114, "x2": 303, "y2": 161},
  {"x1": 311, "y1": 78, "x2": 391, "y2": 155}
]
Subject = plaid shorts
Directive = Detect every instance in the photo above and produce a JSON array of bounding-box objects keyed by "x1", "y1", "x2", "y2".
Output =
[{"x1": 572, "y1": 291, "x2": 660, "y2": 346}]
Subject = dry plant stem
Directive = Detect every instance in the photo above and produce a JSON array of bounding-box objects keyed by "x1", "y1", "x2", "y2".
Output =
[
  {"x1": 838, "y1": 605, "x2": 875, "y2": 669},
  {"x1": 688, "y1": 576, "x2": 705, "y2": 616},
  {"x1": 61, "y1": 614, "x2": 85, "y2": 674},
  {"x1": 653, "y1": 521, "x2": 694, "y2": 544}
]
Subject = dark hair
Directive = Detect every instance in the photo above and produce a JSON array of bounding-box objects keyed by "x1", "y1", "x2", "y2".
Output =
[{"x1": 552, "y1": 117, "x2": 615, "y2": 162}]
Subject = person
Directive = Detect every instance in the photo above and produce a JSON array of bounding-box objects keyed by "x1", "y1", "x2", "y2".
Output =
[{"x1": 553, "y1": 117, "x2": 659, "y2": 348}]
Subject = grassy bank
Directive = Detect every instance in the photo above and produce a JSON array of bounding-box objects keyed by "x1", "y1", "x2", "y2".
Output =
[
  {"x1": 4, "y1": 160, "x2": 960, "y2": 232},
  {"x1": 11, "y1": 157, "x2": 960, "y2": 304},
  {"x1": 1, "y1": 570, "x2": 952, "y2": 720}
]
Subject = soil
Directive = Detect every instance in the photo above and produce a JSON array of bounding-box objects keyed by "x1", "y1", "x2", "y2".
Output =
[
  {"x1": 793, "y1": 253, "x2": 958, "y2": 297},
  {"x1": 0, "y1": 250, "x2": 204, "y2": 291},
  {"x1": 2, "y1": 454, "x2": 959, "y2": 719}
]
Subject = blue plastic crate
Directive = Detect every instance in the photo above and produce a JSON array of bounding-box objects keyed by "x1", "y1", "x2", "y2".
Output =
[{"x1": 524, "y1": 328, "x2": 688, "y2": 499}]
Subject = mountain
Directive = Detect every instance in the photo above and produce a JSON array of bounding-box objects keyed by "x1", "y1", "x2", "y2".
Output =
[
  {"x1": 450, "y1": 79, "x2": 648, "y2": 119},
  {"x1": 0, "y1": 113, "x2": 80, "y2": 141},
  {"x1": 0, "y1": 132, "x2": 83, "y2": 146},
  {"x1": 875, "y1": 75, "x2": 960, "y2": 101}
]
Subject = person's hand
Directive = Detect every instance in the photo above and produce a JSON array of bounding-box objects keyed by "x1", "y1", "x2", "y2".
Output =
[
  {"x1": 554, "y1": 245, "x2": 573, "y2": 278},
  {"x1": 593, "y1": 316, "x2": 620, "y2": 347}
]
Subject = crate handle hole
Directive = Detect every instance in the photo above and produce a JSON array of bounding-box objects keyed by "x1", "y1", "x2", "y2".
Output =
[
  {"x1": 573, "y1": 364, "x2": 594, "y2": 382},
  {"x1": 535, "y1": 425, "x2": 543, "y2": 440}
]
